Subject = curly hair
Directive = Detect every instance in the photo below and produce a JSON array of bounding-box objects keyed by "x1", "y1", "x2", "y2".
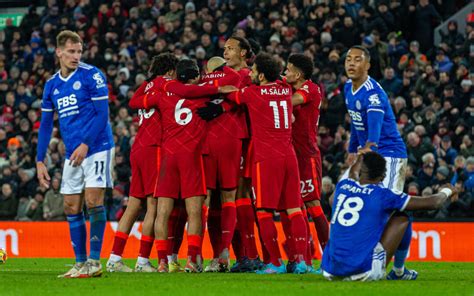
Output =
[{"x1": 148, "y1": 53, "x2": 179, "y2": 78}]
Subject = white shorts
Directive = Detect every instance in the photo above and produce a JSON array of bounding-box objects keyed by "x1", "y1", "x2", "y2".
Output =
[
  {"x1": 60, "y1": 148, "x2": 114, "y2": 195},
  {"x1": 383, "y1": 157, "x2": 407, "y2": 193},
  {"x1": 323, "y1": 242, "x2": 387, "y2": 282}
]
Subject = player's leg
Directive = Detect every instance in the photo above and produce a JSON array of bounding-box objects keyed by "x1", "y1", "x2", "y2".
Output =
[
  {"x1": 205, "y1": 188, "x2": 222, "y2": 272},
  {"x1": 283, "y1": 155, "x2": 308, "y2": 274},
  {"x1": 254, "y1": 160, "x2": 286, "y2": 274},
  {"x1": 383, "y1": 158, "x2": 417, "y2": 280},
  {"x1": 217, "y1": 189, "x2": 237, "y2": 271},
  {"x1": 303, "y1": 155, "x2": 329, "y2": 250},
  {"x1": 135, "y1": 196, "x2": 158, "y2": 272},
  {"x1": 155, "y1": 197, "x2": 174, "y2": 273},
  {"x1": 184, "y1": 195, "x2": 205, "y2": 272},
  {"x1": 61, "y1": 193, "x2": 86, "y2": 278},
  {"x1": 107, "y1": 196, "x2": 142, "y2": 272},
  {"x1": 58, "y1": 156, "x2": 87, "y2": 278},
  {"x1": 168, "y1": 201, "x2": 187, "y2": 272}
]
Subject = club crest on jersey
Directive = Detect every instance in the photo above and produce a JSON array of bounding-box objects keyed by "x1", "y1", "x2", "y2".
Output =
[
  {"x1": 93, "y1": 73, "x2": 106, "y2": 88},
  {"x1": 368, "y1": 94, "x2": 381, "y2": 106},
  {"x1": 355, "y1": 100, "x2": 361, "y2": 110},
  {"x1": 73, "y1": 81, "x2": 81, "y2": 90},
  {"x1": 145, "y1": 81, "x2": 154, "y2": 93}
]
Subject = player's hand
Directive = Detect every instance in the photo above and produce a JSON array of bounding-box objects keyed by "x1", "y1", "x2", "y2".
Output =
[
  {"x1": 36, "y1": 161, "x2": 51, "y2": 189},
  {"x1": 69, "y1": 143, "x2": 89, "y2": 167},
  {"x1": 197, "y1": 102, "x2": 224, "y2": 121},
  {"x1": 357, "y1": 142, "x2": 377, "y2": 155},
  {"x1": 218, "y1": 85, "x2": 239, "y2": 94},
  {"x1": 439, "y1": 184, "x2": 459, "y2": 203},
  {"x1": 346, "y1": 153, "x2": 357, "y2": 166}
]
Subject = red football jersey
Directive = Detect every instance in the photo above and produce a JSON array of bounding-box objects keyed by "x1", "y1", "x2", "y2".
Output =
[
  {"x1": 292, "y1": 80, "x2": 323, "y2": 157},
  {"x1": 129, "y1": 77, "x2": 219, "y2": 154},
  {"x1": 201, "y1": 66, "x2": 246, "y2": 138},
  {"x1": 228, "y1": 81, "x2": 295, "y2": 162},
  {"x1": 129, "y1": 79, "x2": 162, "y2": 150}
]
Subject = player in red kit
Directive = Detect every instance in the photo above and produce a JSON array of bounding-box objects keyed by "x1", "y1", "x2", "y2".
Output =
[
  {"x1": 225, "y1": 53, "x2": 309, "y2": 274},
  {"x1": 284, "y1": 53, "x2": 329, "y2": 273},
  {"x1": 197, "y1": 56, "x2": 244, "y2": 272},
  {"x1": 106, "y1": 53, "x2": 178, "y2": 273}
]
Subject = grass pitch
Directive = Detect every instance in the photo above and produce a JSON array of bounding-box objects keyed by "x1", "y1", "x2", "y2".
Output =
[{"x1": 0, "y1": 259, "x2": 473, "y2": 296}]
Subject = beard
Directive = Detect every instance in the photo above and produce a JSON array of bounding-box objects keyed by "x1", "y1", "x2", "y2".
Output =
[{"x1": 251, "y1": 75, "x2": 260, "y2": 85}]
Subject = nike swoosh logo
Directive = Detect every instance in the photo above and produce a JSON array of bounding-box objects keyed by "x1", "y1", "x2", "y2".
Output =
[{"x1": 302, "y1": 193, "x2": 310, "y2": 198}]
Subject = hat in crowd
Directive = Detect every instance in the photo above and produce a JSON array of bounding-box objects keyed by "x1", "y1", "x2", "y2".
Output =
[
  {"x1": 461, "y1": 79, "x2": 472, "y2": 87},
  {"x1": 466, "y1": 156, "x2": 474, "y2": 165},
  {"x1": 436, "y1": 48, "x2": 445, "y2": 55},
  {"x1": 436, "y1": 166, "x2": 450, "y2": 178},
  {"x1": 363, "y1": 35, "x2": 374, "y2": 47},
  {"x1": 442, "y1": 135, "x2": 452, "y2": 143},
  {"x1": 118, "y1": 67, "x2": 130, "y2": 80},
  {"x1": 7, "y1": 137, "x2": 20, "y2": 148},
  {"x1": 423, "y1": 162, "x2": 434, "y2": 169},
  {"x1": 269, "y1": 34, "x2": 281, "y2": 44},
  {"x1": 185, "y1": 1, "x2": 196, "y2": 12},
  {"x1": 410, "y1": 40, "x2": 419, "y2": 47}
]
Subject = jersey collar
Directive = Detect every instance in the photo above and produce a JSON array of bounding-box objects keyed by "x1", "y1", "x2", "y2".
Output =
[
  {"x1": 351, "y1": 76, "x2": 371, "y2": 96},
  {"x1": 57, "y1": 69, "x2": 78, "y2": 82}
]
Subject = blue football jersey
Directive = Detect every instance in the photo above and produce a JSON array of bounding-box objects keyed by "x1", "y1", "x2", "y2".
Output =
[
  {"x1": 321, "y1": 177, "x2": 410, "y2": 277},
  {"x1": 41, "y1": 62, "x2": 114, "y2": 158},
  {"x1": 345, "y1": 77, "x2": 407, "y2": 158}
]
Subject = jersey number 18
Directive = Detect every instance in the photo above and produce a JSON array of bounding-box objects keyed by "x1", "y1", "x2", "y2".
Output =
[{"x1": 331, "y1": 194, "x2": 364, "y2": 227}]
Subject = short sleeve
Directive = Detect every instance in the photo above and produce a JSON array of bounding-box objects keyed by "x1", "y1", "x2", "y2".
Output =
[
  {"x1": 295, "y1": 86, "x2": 310, "y2": 104},
  {"x1": 382, "y1": 189, "x2": 411, "y2": 212},
  {"x1": 41, "y1": 81, "x2": 54, "y2": 112},
  {"x1": 86, "y1": 68, "x2": 109, "y2": 101}
]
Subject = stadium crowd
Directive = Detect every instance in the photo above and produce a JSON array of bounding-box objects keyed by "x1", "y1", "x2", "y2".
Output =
[{"x1": 0, "y1": 0, "x2": 473, "y2": 222}]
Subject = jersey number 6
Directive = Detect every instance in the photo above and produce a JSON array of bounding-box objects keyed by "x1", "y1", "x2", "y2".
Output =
[{"x1": 175, "y1": 99, "x2": 193, "y2": 126}]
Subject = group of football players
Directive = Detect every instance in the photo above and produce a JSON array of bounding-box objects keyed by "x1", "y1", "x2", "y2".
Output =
[{"x1": 105, "y1": 35, "x2": 328, "y2": 274}]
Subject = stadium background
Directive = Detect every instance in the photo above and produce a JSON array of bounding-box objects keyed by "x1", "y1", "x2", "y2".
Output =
[{"x1": 0, "y1": 0, "x2": 473, "y2": 262}]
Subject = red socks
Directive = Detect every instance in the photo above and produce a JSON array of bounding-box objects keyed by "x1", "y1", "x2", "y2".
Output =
[
  {"x1": 307, "y1": 205, "x2": 329, "y2": 250},
  {"x1": 187, "y1": 234, "x2": 202, "y2": 263},
  {"x1": 302, "y1": 209, "x2": 313, "y2": 264},
  {"x1": 138, "y1": 235, "x2": 154, "y2": 259},
  {"x1": 279, "y1": 212, "x2": 295, "y2": 261},
  {"x1": 219, "y1": 202, "x2": 236, "y2": 254},
  {"x1": 155, "y1": 239, "x2": 168, "y2": 263},
  {"x1": 208, "y1": 208, "x2": 221, "y2": 258},
  {"x1": 236, "y1": 198, "x2": 258, "y2": 259},
  {"x1": 111, "y1": 231, "x2": 128, "y2": 257},
  {"x1": 289, "y1": 211, "x2": 307, "y2": 263},
  {"x1": 257, "y1": 212, "x2": 281, "y2": 266}
]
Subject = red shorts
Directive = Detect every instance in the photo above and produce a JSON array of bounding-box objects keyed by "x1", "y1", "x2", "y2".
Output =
[
  {"x1": 154, "y1": 150, "x2": 207, "y2": 199},
  {"x1": 129, "y1": 146, "x2": 160, "y2": 198},
  {"x1": 297, "y1": 154, "x2": 322, "y2": 202},
  {"x1": 241, "y1": 139, "x2": 253, "y2": 178},
  {"x1": 204, "y1": 136, "x2": 241, "y2": 190},
  {"x1": 252, "y1": 155, "x2": 302, "y2": 210}
]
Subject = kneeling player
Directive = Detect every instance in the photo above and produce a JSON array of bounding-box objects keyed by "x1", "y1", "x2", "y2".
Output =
[{"x1": 321, "y1": 151, "x2": 458, "y2": 281}]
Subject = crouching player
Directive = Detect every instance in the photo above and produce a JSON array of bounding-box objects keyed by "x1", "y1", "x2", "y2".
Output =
[
  {"x1": 321, "y1": 151, "x2": 458, "y2": 281},
  {"x1": 106, "y1": 53, "x2": 179, "y2": 272},
  {"x1": 224, "y1": 53, "x2": 308, "y2": 274}
]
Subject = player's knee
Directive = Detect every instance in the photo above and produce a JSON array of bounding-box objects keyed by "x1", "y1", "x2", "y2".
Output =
[
  {"x1": 221, "y1": 190, "x2": 236, "y2": 203},
  {"x1": 64, "y1": 202, "x2": 81, "y2": 215},
  {"x1": 305, "y1": 200, "x2": 320, "y2": 208},
  {"x1": 186, "y1": 206, "x2": 201, "y2": 220}
]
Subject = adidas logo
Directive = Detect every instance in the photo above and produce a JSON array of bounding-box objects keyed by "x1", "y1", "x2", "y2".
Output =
[
  {"x1": 53, "y1": 89, "x2": 59, "y2": 95},
  {"x1": 96, "y1": 176, "x2": 103, "y2": 182},
  {"x1": 91, "y1": 235, "x2": 100, "y2": 242}
]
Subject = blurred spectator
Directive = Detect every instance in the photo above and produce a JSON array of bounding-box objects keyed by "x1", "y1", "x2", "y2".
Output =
[
  {"x1": 398, "y1": 40, "x2": 428, "y2": 73},
  {"x1": 43, "y1": 177, "x2": 65, "y2": 221},
  {"x1": 26, "y1": 189, "x2": 44, "y2": 221},
  {"x1": 0, "y1": 183, "x2": 18, "y2": 220}
]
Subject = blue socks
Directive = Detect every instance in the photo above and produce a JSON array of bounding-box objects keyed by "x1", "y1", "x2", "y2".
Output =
[
  {"x1": 67, "y1": 212, "x2": 87, "y2": 263},
  {"x1": 88, "y1": 205, "x2": 107, "y2": 260},
  {"x1": 394, "y1": 220, "x2": 412, "y2": 270}
]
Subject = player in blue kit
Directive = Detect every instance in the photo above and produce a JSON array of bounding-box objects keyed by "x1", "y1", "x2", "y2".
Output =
[
  {"x1": 344, "y1": 45, "x2": 415, "y2": 280},
  {"x1": 36, "y1": 31, "x2": 114, "y2": 278},
  {"x1": 321, "y1": 151, "x2": 458, "y2": 281}
]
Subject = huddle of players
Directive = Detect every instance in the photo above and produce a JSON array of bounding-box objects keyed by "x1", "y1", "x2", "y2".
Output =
[{"x1": 106, "y1": 36, "x2": 329, "y2": 274}]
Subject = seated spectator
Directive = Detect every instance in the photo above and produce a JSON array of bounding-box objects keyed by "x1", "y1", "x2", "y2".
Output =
[
  {"x1": 417, "y1": 162, "x2": 436, "y2": 190},
  {"x1": 0, "y1": 183, "x2": 18, "y2": 220},
  {"x1": 436, "y1": 135, "x2": 458, "y2": 166},
  {"x1": 406, "y1": 132, "x2": 435, "y2": 167},
  {"x1": 398, "y1": 40, "x2": 428, "y2": 74},
  {"x1": 434, "y1": 48, "x2": 453, "y2": 73},
  {"x1": 15, "y1": 195, "x2": 30, "y2": 221},
  {"x1": 380, "y1": 67, "x2": 402, "y2": 97},
  {"x1": 43, "y1": 177, "x2": 65, "y2": 221},
  {"x1": 26, "y1": 190, "x2": 44, "y2": 221}
]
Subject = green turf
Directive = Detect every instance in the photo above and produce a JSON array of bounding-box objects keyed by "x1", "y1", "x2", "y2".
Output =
[{"x1": 0, "y1": 259, "x2": 473, "y2": 296}]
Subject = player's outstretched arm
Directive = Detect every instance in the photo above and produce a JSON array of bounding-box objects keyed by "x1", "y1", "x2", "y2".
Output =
[
  {"x1": 405, "y1": 184, "x2": 459, "y2": 211},
  {"x1": 163, "y1": 80, "x2": 219, "y2": 98},
  {"x1": 347, "y1": 123, "x2": 360, "y2": 165},
  {"x1": 291, "y1": 92, "x2": 305, "y2": 106},
  {"x1": 129, "y1": 82, "x2": 160, "y2": 109}
]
